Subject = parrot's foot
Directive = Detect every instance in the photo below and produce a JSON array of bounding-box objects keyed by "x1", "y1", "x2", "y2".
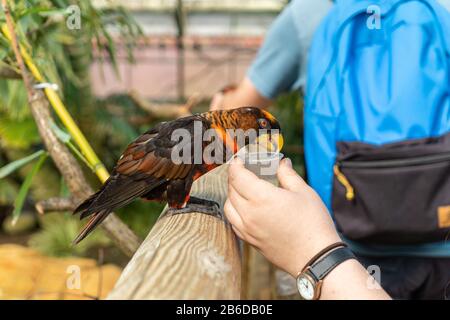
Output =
[{"x1": 167, "y1": 197, "x2": 221, "y2": 218}]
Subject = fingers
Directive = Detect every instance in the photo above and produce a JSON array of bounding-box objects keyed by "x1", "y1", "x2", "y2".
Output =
[
  {"x1": 228, "y1": 158, "x2": 273, "y2": 200},
  {"x1": 226, "y1": 182, "x2": 261, "y2": 244},
  {"x1": 224, "y1": 199, "x2": 259, "y2": 244},
  {"x1": 277, "y1": 158, "x2": 308, "y2": 193},
  {"x1": 227, "y1": 183, "x2": 246, "y2": 210},
  {"x1": 231, "y1": 225, "x2": 246, "y2": 240},
  {"x1": 209, "y1": 92, "x2": 224, "y2": 110},
  {"x1": 224, "y1": 199, "x2": 245, "y2": 235}
]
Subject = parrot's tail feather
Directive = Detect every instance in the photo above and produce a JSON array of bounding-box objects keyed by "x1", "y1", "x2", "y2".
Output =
[
  {"x1": 73, "y1": 176, "x2": 164, "y2": 220},
  {"x1": 72, "y1": 210, "x2": 110, "y2": 245},
  {"x1": 73, "y1": 191, "x2": 100, "y2": 218}
]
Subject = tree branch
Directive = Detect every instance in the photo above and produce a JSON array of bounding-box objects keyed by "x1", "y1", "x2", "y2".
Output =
[
  {"x1": 2, "y1": 0, "x2": 140, "y2": 257},
  {"x1": 35, "y1": 197, "x2": 77, "y2": 215},
  {"x1": 128, "y1": 89, "x2": 194, "y2": 119}
]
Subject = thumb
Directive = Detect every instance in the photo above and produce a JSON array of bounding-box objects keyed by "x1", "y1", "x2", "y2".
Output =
[{"x1": 277, "y1": 158, "x2": 308, "y2": 193}]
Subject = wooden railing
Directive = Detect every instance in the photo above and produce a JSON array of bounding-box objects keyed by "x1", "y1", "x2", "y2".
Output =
[{"x1": 107, "y1": 165, "x2": 241, "y2": 299}]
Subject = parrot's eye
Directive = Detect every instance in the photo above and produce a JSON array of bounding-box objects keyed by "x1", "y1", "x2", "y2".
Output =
[{"x1": 258, "y1": 118, "x2": 271, "y2": 129}]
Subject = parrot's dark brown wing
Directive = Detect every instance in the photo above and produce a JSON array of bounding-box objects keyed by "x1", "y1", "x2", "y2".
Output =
[{"x1": 73, "y1": 115, "x2": 208, "y2": 244}]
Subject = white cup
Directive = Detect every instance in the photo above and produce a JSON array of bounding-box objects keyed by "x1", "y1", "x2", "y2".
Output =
[{"x1": 236, "y1": 150, "x2": 284, "y2": 184}]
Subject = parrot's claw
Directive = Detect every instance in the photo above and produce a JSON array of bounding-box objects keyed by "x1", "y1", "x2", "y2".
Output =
[{"x1": 167, "y1": 197, "x2": 221, "y2": 218}]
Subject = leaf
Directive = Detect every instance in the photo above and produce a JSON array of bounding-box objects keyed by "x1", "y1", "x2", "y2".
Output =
[
  {"x1": 59, "y1": 176, "x2": 69, "y2": 198},
  {"x1": 11, "y1": 152, "x2": 48, "y2": 225},
  {"x1": 50, "y1": 121, "x2": 71, "y2": 143},
  {"x1": 0, "y1": 149, "x2": 46, "y2": 179},
  {"x1": 1, "y1": 80, "x2": 30, "y2": 120},
  {"x1": 18, "y1": 7, "x2": 67, "y2": 19},
  {"x1": 50, "y1": 122, "x2": 93, "y2": 170}
]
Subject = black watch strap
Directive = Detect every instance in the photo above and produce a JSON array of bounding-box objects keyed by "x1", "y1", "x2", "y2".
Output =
[{"x1": 308, "y1": 247, "x2": 355, "y2": 281}]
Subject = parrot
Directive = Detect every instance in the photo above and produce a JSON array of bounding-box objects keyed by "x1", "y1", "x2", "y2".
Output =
[{"x1": 72, "y1": 107, "x2": 283, "y2": 244}]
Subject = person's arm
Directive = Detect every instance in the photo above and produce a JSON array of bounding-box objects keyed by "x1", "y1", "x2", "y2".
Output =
[
  {"x1": 224, "y1": 158, "x2": 391, "y2": 300},
  {"x1": 211, "y1": 1, "x2": 303, "y2": 110},
  {"x1": 210, "y1": 77, "x2": 272, "y2": 110}
]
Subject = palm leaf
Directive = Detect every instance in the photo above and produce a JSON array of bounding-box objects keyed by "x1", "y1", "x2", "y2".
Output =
[
  {"x1": 11, "y1": 151, "x2": 48, "y2": 225},
  {"x1": 0, "y1": 149, "x2": 46, "y2": 179},
  {"x1": 50, "y1": 121, "x2": 94, "y2": 170}
]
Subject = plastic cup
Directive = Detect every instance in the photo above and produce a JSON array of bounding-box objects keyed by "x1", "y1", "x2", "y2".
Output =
[{"x1": 237, "y1": 151, "x2": 284, "y2": 185}]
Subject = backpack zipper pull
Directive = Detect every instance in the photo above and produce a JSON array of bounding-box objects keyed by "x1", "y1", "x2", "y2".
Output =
[{"x1": 333, "y1": 164, "x2": 355, "y2": 201}]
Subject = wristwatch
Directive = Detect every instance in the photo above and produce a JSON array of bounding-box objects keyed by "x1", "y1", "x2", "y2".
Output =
[{"x1": 296, "y1": 242, "x2": 355, "y2": 300}]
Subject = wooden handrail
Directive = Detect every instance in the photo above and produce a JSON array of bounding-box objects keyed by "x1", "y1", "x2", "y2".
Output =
[{"x1": 107, "y1": 165, "x2": 241, "y2": 299}]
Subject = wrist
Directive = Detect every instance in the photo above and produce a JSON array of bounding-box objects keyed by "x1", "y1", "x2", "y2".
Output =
[
  {"x1": 295, "y1": 244, "x2": 356, "y2": 300},
  {"x1": 320, "y1": 258, "x2": 391, "y2": 300},
  {"x1": 319, "y1": 258, "x2": 360, "y2": 299},
  {"x1": 288, "y1": 232, "x2": 342, "y2": 277}
]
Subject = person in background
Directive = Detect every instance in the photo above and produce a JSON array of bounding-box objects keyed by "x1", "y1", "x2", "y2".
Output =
[{"x1": 213, "y1": 0, "x2": 450, "y2": 300}]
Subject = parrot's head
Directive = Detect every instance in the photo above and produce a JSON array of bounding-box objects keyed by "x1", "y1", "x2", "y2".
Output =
[{"x1": 231, "y1": 107, "x2": 284, "y2": 153}]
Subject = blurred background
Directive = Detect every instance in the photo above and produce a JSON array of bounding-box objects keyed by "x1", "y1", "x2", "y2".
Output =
[{"x1": 0, "y1": 0, "x2": 302, "y2": 299}]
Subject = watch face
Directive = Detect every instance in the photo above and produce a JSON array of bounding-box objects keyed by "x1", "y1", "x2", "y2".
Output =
[{"x1": 297, "y1": 275, "x2": 315, "y2": 300}]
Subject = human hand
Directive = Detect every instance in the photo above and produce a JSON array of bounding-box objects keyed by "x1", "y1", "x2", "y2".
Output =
[
  {"x1": 209, "y1": 84, "x2": 237, "y2": 110},
  {"x1": 209, "y1": 91, "x2": 225, "y2": 111},
  {"x1": 224, "y1": 157, "x2": 342, "y2": 277}
]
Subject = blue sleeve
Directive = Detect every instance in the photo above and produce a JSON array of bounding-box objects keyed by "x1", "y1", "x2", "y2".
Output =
[{"x1": 247, "y1": 2, "x2": 303, "y2": 99}]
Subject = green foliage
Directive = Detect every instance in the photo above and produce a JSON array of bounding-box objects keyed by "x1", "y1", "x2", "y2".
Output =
[
  {"x1": 0, "y1": 179, "x2": 18, "y2": 203},
  {"x1": 0, "y1": 0, "x2": 143, "y2": 123},
  {"x1": 0, "y1": 149, "x2": 46, "y2": 179},
  {"x1": 29, "y1": 212, "x2": 110, "y2": 257},
  {"x1": 92, "y1": 98, "x2": 139, "y2": 146},
  {"x1": 50, "y1": 122, "x2": 94, "y2": 170},
  {"x1": 0, "y1": 1, "x2": 149, "y2": 257},
  {"x1": 86, "y1": 94, "x2": 147, "y2": 169},
  {"x1": 116, "y1": 201, "x2": 165, "y2": 239},
  {"x1": 1, "y1": 0, "x2": 142, "y2": 90},
  {"x1": 0, "y1": 117, "x2": 40, "y2": 149},
  {"x1": 0, "y1": 80, "x2": 30, "y2": 120},
  {"x1": 12, "y1": 151, "x2": 48, "y2": 224},
  {"x1": 3, "y1": 213, "x2": 37, "y2": 235}
]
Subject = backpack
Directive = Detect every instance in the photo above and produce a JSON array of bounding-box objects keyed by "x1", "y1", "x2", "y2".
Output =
[{"x1": 305, "y1": 0, "x2": 450, "y2": 244}]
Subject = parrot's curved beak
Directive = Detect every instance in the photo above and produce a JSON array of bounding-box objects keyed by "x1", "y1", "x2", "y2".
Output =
[{"x1": 256, "y1": 132, "x2": 284, "y2": 153}]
